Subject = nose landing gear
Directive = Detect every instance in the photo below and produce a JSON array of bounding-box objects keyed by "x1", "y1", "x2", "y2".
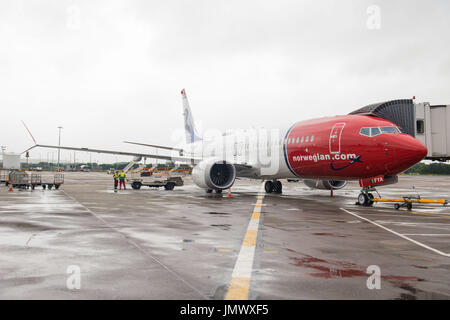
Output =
[
  {"x1": 265, "y1": 180, "x2": 282, "y2": 194},
  {"x1": 357, "y1": 187, "x2": 377, "y2": 206}
]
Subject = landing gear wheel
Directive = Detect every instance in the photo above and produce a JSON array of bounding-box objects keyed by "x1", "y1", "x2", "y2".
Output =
[
  {"x1": 367, "y1": 193, "x2": 374, "y2": 206},
  {"x1": 164, "y1": 182, "x2": 175, "y2": 190},
  {"x1": 394, "y1": 203, "x2": 400, "y2": 210},
  {"x1": 358, "y1": 193, "x2": 369, "y2": 206},
  {"x1": 48, "y1": 184, "x2": 53, "y2": 190},
  {"x1": 407, "y1": 202, "x2": 412, "y2": 211},
  {"x1": 265, "y1": 181, "x2": 274, "y2": 193},
  {"x1": 55, "y1": 184, "x2": 60, "y2": 190},
  {"x1": 42, "y1": 184, "x2": 47, "y2": 190},
  {"x1": 131, "y1": 181, "x2": 142, "y2": 190},
  {"x1": 31, "y1": 184, "x2": 35, "y2": 190},
  {"x1": 273, "y1": 181, "x2": 282, "y2": 194}
]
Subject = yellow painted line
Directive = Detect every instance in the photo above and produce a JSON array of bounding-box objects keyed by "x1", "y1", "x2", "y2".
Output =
[
  {"x1": 263, "y1": 250, "x2": 278, "y2": 254},
  {"x1": 251, "y1": 211, "x2": 260, "y2": 220},
  {"x1": 225, "y1": 183, "x2": 265, "y2": 300},
  {"x1": 225, "y1": 277, "x2": 250, "y2": 300},
  {"x1": 217, "y1": 248, "x2": 233, "y2": 253},
  {"x1": 242, "y1": 230, "x2": 258, "y2": 247}
]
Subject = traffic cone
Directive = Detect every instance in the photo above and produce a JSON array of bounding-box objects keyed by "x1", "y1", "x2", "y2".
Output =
[
  {"x1": 8, "y1": 181, "x2": 13, "y2": 192},
  {"x1": 227, "y1": 187, "x2": 231, "y2": 198}
]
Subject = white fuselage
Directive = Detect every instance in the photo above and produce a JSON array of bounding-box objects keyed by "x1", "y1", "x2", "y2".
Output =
[{"x1": 181, "y1": 126, "x2": 296, "y2": 180}]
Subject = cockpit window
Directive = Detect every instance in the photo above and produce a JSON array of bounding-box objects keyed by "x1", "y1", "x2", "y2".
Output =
[
  {"x1": 360, "y1": 128, "x2": 370, "y2": 136},
  {"x1": 371, "y1": 127, "x2": 381, "y2": 136},
  {"x1": 380, "y1": 126, "x2": 400, "y2": 133},
  {"x1": 360, "y1": 126, "x2": 401, "y2": 137}
]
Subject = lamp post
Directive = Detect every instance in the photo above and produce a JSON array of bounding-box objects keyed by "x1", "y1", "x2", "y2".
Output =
[{"x1": 57, "y1": 126, "x2": 63, "y2": 168}]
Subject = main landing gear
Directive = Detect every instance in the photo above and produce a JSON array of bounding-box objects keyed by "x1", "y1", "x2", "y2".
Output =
[
  {"x1": 265, "y1": 180, "x2": 282, "y2": 194},
  {"x1": 356, "y1": 187, "x2": 378, "y2": 207}
]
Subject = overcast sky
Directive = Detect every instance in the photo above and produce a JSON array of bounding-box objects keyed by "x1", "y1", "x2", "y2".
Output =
[{"x1": 1, "y1": 0, "x2": 449, "y2": 163}]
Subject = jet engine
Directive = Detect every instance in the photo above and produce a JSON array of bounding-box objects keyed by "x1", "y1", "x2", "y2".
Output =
[
  {"x1": 303, "y1": 179, "x2": 347, "y2": 190},
  {"x1": 192, "y1": 158, "x2": 236, "y2": 191}
]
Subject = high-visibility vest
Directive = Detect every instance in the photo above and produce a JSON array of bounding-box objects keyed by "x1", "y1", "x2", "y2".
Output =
[
  {"x1": 114, "y1": 174, "x2": 119, "y2": 179},
  {"x1": 120, "y1": 172, "x2": 125, "y2": 178}
]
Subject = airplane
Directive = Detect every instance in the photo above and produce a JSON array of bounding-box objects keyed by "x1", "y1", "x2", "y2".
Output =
[{"x1": 27, "y1": 89, "x2": 427, "y2": 206}]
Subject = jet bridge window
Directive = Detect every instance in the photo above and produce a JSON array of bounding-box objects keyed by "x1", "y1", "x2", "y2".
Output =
[{"x1": 416, "y1": 120, "x2": 425, "y2": 134}]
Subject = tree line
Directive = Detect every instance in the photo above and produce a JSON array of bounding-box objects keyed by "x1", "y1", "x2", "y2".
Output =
[{"x1": 405, "y1": 162, "x2": 450, "y2": 175}]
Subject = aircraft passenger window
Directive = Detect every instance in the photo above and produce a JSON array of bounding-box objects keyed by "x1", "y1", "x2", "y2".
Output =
[
  {"x1": 370, "y1": 127, "x2": 381, "y2": 136},
  {"x1": 296, "y1": 137, "x2": 299, "y2": 143},
  {"x1": 301, "y1": 136, "x2": 304, "y2": 143},
  {"x1": 311, "y1": 135, "x2": 314, "y2": 142},
  {"x1": 305, "y1": 136, "x2": 309, "y2": 142},
  {"x1": 360, "y1": 128, "x2": 370, "y2": 136},
  {"x1": 380, "y1": 127, "x2": 399, "y2": 134}
]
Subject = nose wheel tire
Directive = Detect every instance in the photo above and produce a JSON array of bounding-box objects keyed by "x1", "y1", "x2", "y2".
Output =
[
  {"x1": 367, "y1": 193, "x2": 374, "y2": 206},
  {"x1": 358, "y1": 193, "x2": 369, "y2": 206}
]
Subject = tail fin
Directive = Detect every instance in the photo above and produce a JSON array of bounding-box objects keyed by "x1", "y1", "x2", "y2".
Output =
[{"x1": 181, "y1": 89, "x2": 202, "y2": 144}]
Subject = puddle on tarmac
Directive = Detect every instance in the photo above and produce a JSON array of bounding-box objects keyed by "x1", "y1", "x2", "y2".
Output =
[
  {"x1": 312, "y1": 232, "x2": 349, "y2": 238},
  {"x1": 204, "y1": 212, "x2": 231, "y2": 215},
  {"x1": 287, "y1": 253, "x2": 438, "y2": 299},
  {"x1": 210, "y1": 224, "x2": 232, "y2": 231}
]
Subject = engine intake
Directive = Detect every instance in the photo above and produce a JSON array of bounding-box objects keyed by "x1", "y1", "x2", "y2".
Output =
[
  {"x1": 303, "y1": 179, "x2": 347, "y2": 190},
  {"x1": 192, "y1": 159, "x2": 236, "y2": 190}
]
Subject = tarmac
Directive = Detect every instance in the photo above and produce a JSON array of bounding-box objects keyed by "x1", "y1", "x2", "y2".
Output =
[{"x1": 1, "y1": 172, "x2": 450, "y2": 299}]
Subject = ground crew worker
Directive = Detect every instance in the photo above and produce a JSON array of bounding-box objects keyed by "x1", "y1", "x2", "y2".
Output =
[
  {"x1": 113, "y1": 171, "x2": 119, "y2": 190},
  {"x1": 119, "y1": 171, "x2": 126, "y2": 190}
]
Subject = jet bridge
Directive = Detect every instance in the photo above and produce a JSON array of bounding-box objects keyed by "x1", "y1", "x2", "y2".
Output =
[{"x1": 350, "y1": 99, "x2": 450, "y2": 161}]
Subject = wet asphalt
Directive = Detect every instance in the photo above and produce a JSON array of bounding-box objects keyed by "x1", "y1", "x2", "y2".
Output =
[{"x1": 0, "y1": 172, "x2": 449, "y2": 299}]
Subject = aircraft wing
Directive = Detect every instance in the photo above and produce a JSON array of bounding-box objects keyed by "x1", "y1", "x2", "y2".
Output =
[
  {"x1": 28, "y1": 144, "x2": 260, "y2": 175},
  {"x1": 123, "y1": 141, "x2": 184, "y2": 155},
  {"x1": 29, "y1": 144, "x2": 200, "y2": 164}
]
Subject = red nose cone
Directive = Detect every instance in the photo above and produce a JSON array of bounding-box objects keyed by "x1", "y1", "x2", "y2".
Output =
[{"x1": 390, "y1": 135, "x2": 427, "y2": 174}]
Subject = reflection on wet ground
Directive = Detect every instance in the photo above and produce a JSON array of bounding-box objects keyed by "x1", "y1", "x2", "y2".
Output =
[{"x1": 1, "y1": 173, "x2": 450, "y2": 299}]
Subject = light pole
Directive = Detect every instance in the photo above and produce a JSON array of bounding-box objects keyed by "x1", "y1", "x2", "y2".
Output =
[{"x1": 57, "y1": 126, "x2": 63, "y2": 168}]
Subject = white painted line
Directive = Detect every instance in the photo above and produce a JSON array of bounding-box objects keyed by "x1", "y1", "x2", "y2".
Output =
[
  {"x1": 403, "y1": 234, "x2": 450, "y2": 236},
  {"x1": 226, "y1": 183, "x2": 265, "y2": 300},
  {"x1": 340, "y1": 208, "x2": 450, "y2": 258},
  {"x1": 229, "y1": 246, "x2": 257, "y2": 279}
]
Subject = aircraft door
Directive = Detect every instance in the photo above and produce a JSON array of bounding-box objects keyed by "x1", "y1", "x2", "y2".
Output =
[{"x1": 329, "y1": 123, "x2": 346, "y2": 154}]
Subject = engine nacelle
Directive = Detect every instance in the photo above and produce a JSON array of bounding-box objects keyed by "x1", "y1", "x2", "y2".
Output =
[
  {"x1": 303, "y1": 179, "x2": 348, "y2": 190},
  {"x1": 192, "y1": 158, "x2": 236, "y2": 191}
]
